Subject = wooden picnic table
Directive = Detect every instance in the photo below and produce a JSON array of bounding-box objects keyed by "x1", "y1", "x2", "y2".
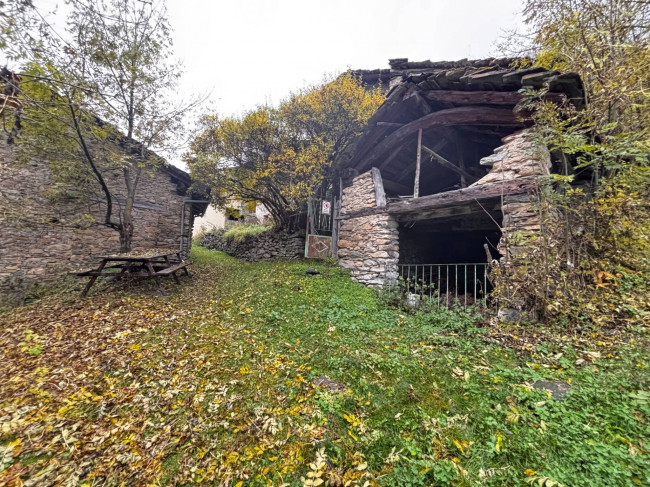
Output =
[{"x1": 76, "y1": 249, "x2": 190, "y2": 297}]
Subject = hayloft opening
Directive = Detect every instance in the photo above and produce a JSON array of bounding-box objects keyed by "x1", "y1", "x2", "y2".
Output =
[{"x1": 379, "y1": 127, "x2": 506, "y2": 200}]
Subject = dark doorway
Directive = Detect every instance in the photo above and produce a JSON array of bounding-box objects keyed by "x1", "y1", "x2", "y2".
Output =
[{"x1": 397, "y1": 203, "x2": 502, "y2": 307}]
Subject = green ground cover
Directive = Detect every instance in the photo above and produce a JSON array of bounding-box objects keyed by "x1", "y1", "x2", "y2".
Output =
[{"x1": 1, "y1": 246, "x2": 648, "y2": 486}]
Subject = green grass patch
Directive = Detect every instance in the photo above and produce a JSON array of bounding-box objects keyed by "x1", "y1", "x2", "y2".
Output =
[
  {"x1": 1, "y1": 246, "x2": 648, "y2": 486},
  {"x1": 222, "y1": 223, "x2": 272, "y2": 242}
]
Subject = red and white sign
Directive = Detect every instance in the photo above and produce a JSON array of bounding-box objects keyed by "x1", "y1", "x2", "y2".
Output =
[{"x1": 321, "y1": 200, "x2": 331, "y2": 215}]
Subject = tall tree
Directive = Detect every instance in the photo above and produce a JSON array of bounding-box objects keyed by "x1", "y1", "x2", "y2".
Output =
[
  {"x1": 3, "y1": 0, "x2": 195, "y2": 251},
  {"x1": 187, "y1": 74, "x2": 383, "y2": 229},
  {"x1": 506, "y1": 0, "x2": 650, "y2": 181},
  {"x1": 496, "y1": 0, "x2": 650, "y2": 323}
]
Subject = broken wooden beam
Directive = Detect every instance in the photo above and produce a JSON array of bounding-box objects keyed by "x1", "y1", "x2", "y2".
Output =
[{"x1": 421, "y1": 144, "x2": 475, "y2": 183}]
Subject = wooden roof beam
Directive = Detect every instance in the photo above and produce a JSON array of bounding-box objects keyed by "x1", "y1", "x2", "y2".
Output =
[
  {"x1": 421, "y1": 90, "x2": 566, "y2": 105},
  {"x1": 355, "y1": 106, "x2": 522, "y2": 171},
  {"x1": 387, "y1": 178, "x2": 536, "y2": 220}
]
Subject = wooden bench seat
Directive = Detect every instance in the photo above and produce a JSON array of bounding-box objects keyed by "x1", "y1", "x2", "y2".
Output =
[{"x1": 155, "y1": 262, "x2": 188, "y2": 276}]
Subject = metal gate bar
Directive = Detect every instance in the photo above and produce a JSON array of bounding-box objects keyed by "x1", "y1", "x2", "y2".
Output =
[{"x1": 398, "y1": 263, "x2": 489, "y2": 310}]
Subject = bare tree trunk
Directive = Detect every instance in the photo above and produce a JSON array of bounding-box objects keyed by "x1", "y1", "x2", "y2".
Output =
[{"x1": 119, "y1": 163, "x2": 142, "y2": 252}]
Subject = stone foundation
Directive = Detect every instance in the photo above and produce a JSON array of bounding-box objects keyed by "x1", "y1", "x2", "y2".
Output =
[
  {"x1": 200, "y1": 230, "x2": 305, "y2": 262},
  {"x1": 337, "y1": 171, "x2": 399, "y2": 287}
]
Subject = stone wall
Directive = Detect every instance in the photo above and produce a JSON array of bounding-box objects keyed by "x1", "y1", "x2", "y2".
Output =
[
  {"x1": 200, "y1": 230, "x2": 305, "y2": 261},
  {"x1": 475, "y1": 129, "x2": 551, "y2": 185},
  {"x1": 478, "y1": 130, "x2": 551, "y2": 316},
  {"x1": 337, "y1": 171, "x2": 399, "y2": 287},
  {"x1": 0, "y1": 142, "x2": 196, "y2": 304}
]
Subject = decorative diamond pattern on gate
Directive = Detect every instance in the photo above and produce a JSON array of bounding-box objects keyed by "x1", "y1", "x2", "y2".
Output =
[{"x1": 306, "y1": 235, "x2": 332, "y2": 258}]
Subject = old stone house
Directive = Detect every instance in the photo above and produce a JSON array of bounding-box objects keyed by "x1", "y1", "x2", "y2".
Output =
[
  {"x1": 0, "y1": 140, "x2": 208, "y2": 303},
  {"x1": 328, "y1": 58, "x2": 584, "y2": 308}
]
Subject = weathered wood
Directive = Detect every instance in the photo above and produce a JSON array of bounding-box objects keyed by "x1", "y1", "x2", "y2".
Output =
[
  {"x1": 413, "y1": 128, "x2": 422, "y2": 198},
  {"x1": 388, "y1": 178, "x2": 536, "y2": 218},
  {"x1": 356, "y1": 106, "x2": 522, "y2": 171},
  {"x1": 331, "y1": 198, "x2": 340, "y2": 258},
  {"x1": 396, "y1": 138, "x2": 449, "y2": 183},
  {"x1": 376, "y1": 122, "x2": 404, "y2": 127},
  {"x1": 421, "y1": 144, "x2": 475, "y2": 183},
  {"x1": 421, "y1": 89, "x2": 566, "y2": 105},
  {"x1": 156, "y1": 262, "x2": 188, "y2": 275},
  {"x1": 455, "y1": 133, "x2": 467, "y2": 188},
  {"x1": 345, "y1": 84, "x2": 409, "y2": 169},
  {"x1": 381, "y1": 177, "x2": 412, "y2": 195},
  {"x1": 370, "y1": 167, "x2": 387, "y2": 207}
]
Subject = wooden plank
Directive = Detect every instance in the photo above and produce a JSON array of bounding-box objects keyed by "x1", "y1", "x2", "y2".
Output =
[
  {"x1": 387, "y1": 178, "x2": 536, "y2": 218},
  {"x1": 421, "y1": 89, "x2": 566, "y2": 105},
  {"x1": 370, "y1": 167, "x2": 387, "y2": 207},
  {"x1": 413, "y1": 128, "x2": 422, "y2": 198},
  {"x1": 377, "y1": 139, "x2": 413, "y2": 171},
  {"x1": 331, "y1": 198, "x2": 340, "y2": 258},
  {"x1": 421, "y1": 144, "x2": 475, "y2": 183},
  {"x1": 156, "y1": 263, "x2": 188, "y2": 276},
  {"x1": 356, "y1": 106, "x2": 521, "y2": 171},
  {"x1": 376, "y1": 122, "x2": 404, "y2": 127}
]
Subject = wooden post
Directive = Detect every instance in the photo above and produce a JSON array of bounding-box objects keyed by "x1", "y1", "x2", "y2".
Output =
[
  {"x1": 370, "y1": 167, "x2": 387, "y2": 207},
  {"x1": 456, "y1": 133, "x2": 467, "y2": 188},
  {"x1": 304, "y1": 201, "x2": 311, "y2": 257},
  {"x1": 331, "y1": 198, "x2": 339, "y2": 258},
  {"x1": 413, "y1": 128, "x2": 422, "y2": 198}
]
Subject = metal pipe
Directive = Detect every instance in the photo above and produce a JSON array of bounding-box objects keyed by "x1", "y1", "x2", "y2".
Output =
[{"x1": 179, "y1": 199, "x2": 210, "y2": 255}]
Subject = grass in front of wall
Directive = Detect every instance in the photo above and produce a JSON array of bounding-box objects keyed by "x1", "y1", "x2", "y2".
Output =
[
  {"x1": 222, "y1": 223, "x2": 272, "y2": 242},
  {"x1": 0, "y1": 245, "x2": 648, "y2": 486}
]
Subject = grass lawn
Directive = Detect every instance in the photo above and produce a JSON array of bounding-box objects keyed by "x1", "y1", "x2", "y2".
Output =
[{"x1": 1, "y1": 246, "x2": 648, "y2": 486}]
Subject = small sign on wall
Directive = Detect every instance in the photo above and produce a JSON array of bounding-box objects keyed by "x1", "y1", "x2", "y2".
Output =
[{"x1": 321, "y1": 200, "x2": 331, "y2": 215}]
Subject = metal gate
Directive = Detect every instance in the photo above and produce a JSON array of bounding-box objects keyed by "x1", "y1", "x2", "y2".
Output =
[{"x1": 399, "y1": 263, "x2": 490, "y2": 310}]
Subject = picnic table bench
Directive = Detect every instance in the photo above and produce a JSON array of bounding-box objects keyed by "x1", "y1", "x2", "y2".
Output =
[{"x1": 75, "y1": 249, "x2": 190, "y2": 297}]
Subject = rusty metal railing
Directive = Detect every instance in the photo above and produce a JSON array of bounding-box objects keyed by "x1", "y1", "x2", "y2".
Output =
[{"x1": 399, "y1": 263, "x2": 489, "y2": 310}]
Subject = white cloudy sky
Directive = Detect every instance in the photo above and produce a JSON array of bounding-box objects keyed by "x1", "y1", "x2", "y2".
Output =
[
  {"x1": 167, "y1": 0, "x2": 523, "y2": 117},
  {"x1": 36, "y1": 0, "x2": 525, "y2": 167}
]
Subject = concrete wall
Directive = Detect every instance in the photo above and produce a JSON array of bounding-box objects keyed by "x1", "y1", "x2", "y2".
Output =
[{"x1": 0, "y1": 142, "x2": 194, "y2": 304}]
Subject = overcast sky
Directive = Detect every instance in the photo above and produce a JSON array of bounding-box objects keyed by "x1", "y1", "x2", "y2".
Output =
[
  {"x1": 167, "y1": 0, "x2": 523, "y2": 118},
  {"x1": 37, "y1": 0, "x2": 525, "y2": 168}
]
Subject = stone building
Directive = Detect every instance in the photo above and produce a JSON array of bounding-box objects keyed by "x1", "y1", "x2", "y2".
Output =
[
  {"x1": 332, "y1": 58, "x2": 584, "y2": 308},
  {"x1": 0, "y1": 141, "x2": 208, "y2": 304}
]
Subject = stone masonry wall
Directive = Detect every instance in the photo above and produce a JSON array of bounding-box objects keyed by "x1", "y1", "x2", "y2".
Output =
[
  {"x1": 0, "y1": 142, "x2": 194, "y2": 304},
  {"x1": 474, "y1": 129, "x2": 550, "y2": 262},
  {"x1": 337, "y1": 171, "x2": 399, "y2": 287},
  {"x1": 200, "y1": 230, "x2": 305, "y2": 262},
  {"x1": 477, "y1": 129, "x2": 552, "y2": 315}
]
